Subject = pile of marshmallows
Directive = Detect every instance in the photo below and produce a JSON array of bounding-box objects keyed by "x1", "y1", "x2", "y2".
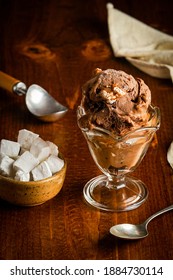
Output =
[{"x1": 0, "y1": 129, "x2": 64, "y2": 181}]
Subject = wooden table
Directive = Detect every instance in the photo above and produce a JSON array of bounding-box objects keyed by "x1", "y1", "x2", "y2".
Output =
[{"x1": 0, "y1": 0, "x2": 173, "y2": 260}]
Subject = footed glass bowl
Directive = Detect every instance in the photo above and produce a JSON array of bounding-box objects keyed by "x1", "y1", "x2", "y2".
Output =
[{"x1": 77, "y1": 105, "x2": 160, "y2": 212}]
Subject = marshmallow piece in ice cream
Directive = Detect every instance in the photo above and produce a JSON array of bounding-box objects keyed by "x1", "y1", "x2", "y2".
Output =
[
  {"x1": 13, "y1": 151, "x2": 39, "y2": 173},
  {"x1": 31, "y1": 161, "x2": 52, "y2": 181},
  {"x1": 30, "y1": 137, "x2": 50, "y2": 162},
  {"x1": 17, "y1": 129, "x2": 39, "y2": 150},
  {"x1": 0, "y1": 139, "x2": 20, "y2": 158}
]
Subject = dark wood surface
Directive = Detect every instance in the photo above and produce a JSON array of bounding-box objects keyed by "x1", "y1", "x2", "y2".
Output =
[{"x1": 0, "y1": 0, "x2": 173, "y2": 260}]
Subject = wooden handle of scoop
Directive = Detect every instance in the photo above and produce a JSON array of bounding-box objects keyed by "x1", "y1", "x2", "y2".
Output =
[{"x1": 0, "y1": 71, "x2": 21, "y2": 93}]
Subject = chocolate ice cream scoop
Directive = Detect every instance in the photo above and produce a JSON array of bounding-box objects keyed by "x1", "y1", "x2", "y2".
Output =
[{"x1": 79, "y1": 68, "x2": 151, "y2": 135}]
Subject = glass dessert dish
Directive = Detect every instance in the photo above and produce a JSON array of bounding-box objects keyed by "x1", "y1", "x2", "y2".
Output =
[{"x1": 77, "y1": 105, "x2": 160, "y2": 212}]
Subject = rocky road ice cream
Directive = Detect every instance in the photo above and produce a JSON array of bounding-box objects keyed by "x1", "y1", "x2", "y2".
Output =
[
  {"x1": 77, "y1": 68, "x2": 160, "y2": 177},
  {"x1": 79, "y1": 68, "x2": 152, "y2": 136}
]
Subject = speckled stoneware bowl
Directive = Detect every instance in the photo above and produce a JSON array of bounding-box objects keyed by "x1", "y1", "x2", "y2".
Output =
[{"x1": 0, "y1": 155, "x2": 67, "y2": 206}]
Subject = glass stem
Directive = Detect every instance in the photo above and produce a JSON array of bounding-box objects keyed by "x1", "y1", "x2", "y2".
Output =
[{"x1": 106, "y1": 175, "x2": 126, "y2": 190}]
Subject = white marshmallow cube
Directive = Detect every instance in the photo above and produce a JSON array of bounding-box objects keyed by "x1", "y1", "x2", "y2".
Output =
[
  {"x1": 0, "y1": 154, "x2": 14, "y2": 177},
  {"x1": 17, "y1": 129, "x2": 39, "y2": 150},
  {"x1": 31, "y1": 161, "x2": 52, "y2": 181},
  {"x1": 30, "y1": 137, "x2": 50, "y2": 162},
  {"x1": 14, "y1": 170, "x2": 30, "y2": 182},
  {"x1": 13, "y1": 151, "x2": 39, "y2": 173},
  {"x1": 46, "y1": 141, "x2": 59, "y2": 156},
  {"x1": 0, "y1": 139, "x2": 20, "y2": 158},
  {"x1": 46, "y1": 155, "x2": 64, "y2": 174}
]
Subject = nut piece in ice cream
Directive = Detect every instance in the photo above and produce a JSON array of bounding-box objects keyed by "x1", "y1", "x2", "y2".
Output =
[{"x1": 79, "y1": 68, "x2": 152, "y2": 135}]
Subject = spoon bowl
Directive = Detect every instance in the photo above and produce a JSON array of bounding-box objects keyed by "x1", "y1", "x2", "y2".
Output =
[
  {"x1": 0, "y1": 71, "x2": 68, "y2": 122},
  {"x1": 110, "y1": 223, "x2": 148, "y2": 239},
  {"x1": 110, "y1": 204, "x2": 173, "y2": 239},
  {"x1": 26, "y1": 84, "x2": 68, "y2": 122}
]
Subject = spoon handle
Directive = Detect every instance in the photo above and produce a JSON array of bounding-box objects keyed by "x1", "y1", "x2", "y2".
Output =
[
  {"x1": 144, "y1": 204, "x2": 173, "y2": 226},
  {"x1": 0, "y1": 71, "x2": 27, "y2": 96}
]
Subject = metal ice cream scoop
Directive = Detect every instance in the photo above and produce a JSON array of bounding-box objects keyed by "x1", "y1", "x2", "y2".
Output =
[
  {"x1": 110, "y1": 204, "x2": 173, "y2": 239},
  {"x1": 0, "y1": 71, "x2": 68, "y2": 122}
]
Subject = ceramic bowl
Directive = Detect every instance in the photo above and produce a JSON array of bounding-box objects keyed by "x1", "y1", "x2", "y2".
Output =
[{"x1": 0, "y1": 155, "x2": 67, "y2": 206}]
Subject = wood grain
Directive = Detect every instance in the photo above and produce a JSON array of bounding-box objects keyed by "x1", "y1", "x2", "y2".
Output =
[{"x1": 0, "y1": 0, "x2": 173, "y2": 260}]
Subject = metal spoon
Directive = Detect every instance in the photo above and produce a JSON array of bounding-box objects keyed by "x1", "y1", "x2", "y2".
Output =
[
  {"x1": 0, "y1": 71, "x2": 68, "y2": 122},
  {"x1": 110, "y1": 204, "x2": 173, "y2": 240}
]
